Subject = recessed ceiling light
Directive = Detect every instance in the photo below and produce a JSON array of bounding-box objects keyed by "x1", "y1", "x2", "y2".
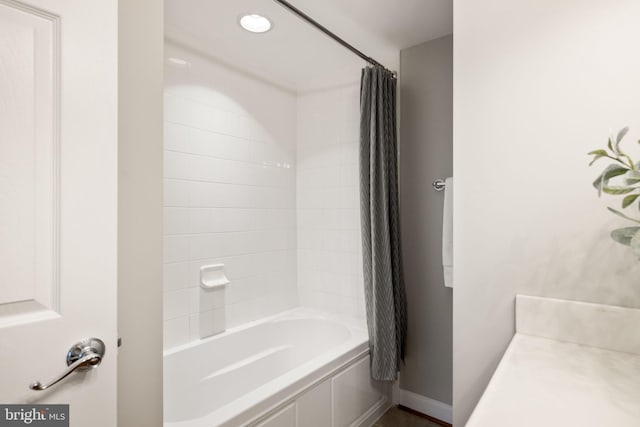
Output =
[{"x1": 239, "y1": 14, "x2": 272, "y2": 33}]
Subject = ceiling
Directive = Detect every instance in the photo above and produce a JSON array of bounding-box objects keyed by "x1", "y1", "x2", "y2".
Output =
[{"x1": 165, "y1": 0, "x2": 452, "y2": 92}]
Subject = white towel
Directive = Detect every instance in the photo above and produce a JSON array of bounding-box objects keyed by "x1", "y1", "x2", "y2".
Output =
[{"x1": 442, "y1": 177, "x2": 453, "y2": 288}]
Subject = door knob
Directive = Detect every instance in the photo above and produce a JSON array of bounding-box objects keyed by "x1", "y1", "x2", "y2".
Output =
[{"x1": 29, "y1": 338, "x2": 106, "y2": 391}]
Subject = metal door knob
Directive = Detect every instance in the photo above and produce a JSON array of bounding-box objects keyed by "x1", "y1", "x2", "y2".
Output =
[{"x1": 29, "y1": 338, "x2": 105, "y2": 391}]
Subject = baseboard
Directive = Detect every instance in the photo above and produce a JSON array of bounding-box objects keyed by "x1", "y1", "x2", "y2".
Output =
[
  {"x1": 354, "y1": 395, "x2": 392, "y2": 427},
  {"x1": 397, "y1": 388, "x2": 452, "y2": 425},
  {"x1": 391, "y1": 380, "x2": 401, "y2": 405}
]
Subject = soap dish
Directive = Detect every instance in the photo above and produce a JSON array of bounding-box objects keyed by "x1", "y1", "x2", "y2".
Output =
[{"x1": 200, "y1": 264, "x2": 230, "y2": 290}]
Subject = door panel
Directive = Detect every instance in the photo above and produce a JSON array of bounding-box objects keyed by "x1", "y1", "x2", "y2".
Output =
[
  {"x1": 0, "y1": 0, "x2": 58, "y2": 320},
  {"x1": 0, "y1": 0, "x2": 117, "y2": 425}
]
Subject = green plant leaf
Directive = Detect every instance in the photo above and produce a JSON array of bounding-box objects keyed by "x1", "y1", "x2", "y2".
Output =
[
  {"x1": 622, "y1": 194, "x2": 640, "y2": 209},
  {"x1": 617, "y1": 126, "x2": 629, "y2": 144},
  {"x1": 626, "y1": 170, "x2": 640, "y2": 185},
  {"x1": 588, "y1": 149, "x2": 608, "y2": 156},
  {"x1": 608, "y1": 207, "x2": 640, "y2": 224},
  {"x1": 611, "y1": 226, "x2": 640, "y2": 246},
  {"x1": 615, "y1": 127, "x2": 629, "y2": 154},
  {"x1": 588, "y1": 149, "x2": 608, "y2": 166},
  {"x1": 631, "y1": 229, "x2": 640, "y2": 256},
  {"x1": 608, "y1": 138, "x2": 614, "y2": 151},
  {"x1": 593, "y1": 164, "x2": 629, "y2": 196},
  {"x1": 602, "y1": 186, "x2": 637, "y2": 195}
]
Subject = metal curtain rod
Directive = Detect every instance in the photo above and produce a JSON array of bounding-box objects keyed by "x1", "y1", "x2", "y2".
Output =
[{"x1": 271, "y1": 0, "x2": 395, "y2": 74}]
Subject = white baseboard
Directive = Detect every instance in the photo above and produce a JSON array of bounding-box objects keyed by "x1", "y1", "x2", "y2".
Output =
[
  {"x1": 397, "y1": 388, "x2": 452, "y2": 425},
  {"x1": 391, "y1": 380, "x2": 401, "y2": 405},
  {"x1": 354, "y1": 396, "x2": 392, "y2": 427}
]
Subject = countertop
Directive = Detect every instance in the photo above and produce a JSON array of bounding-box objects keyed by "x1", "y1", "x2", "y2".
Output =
[{"x1": 466, "y1": 296, "x2": 640, "y2": 426}]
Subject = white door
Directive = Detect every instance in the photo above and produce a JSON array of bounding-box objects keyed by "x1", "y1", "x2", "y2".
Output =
[{"x1": 0, "y1": 0, "x2": 117, "y2": 425}]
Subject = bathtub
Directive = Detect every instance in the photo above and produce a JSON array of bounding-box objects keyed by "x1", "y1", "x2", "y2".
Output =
[{"x1": 164, "y1": 308, "x2": 390, "y2": 427}]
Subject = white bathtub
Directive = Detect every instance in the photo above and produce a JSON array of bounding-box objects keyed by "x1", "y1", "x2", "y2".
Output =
[{"x1": 164, "y1": 308, "x2": 390, "y2": 427}]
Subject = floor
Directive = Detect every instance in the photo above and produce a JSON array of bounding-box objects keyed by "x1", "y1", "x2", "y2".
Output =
[{"x1": 373, "y1": 406, "x2": 451, "y2": 427}]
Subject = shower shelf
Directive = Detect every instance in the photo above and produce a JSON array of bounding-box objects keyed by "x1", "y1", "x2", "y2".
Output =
[{"x1": 200, "y1": 264, "x2": 230, "y2": 290}]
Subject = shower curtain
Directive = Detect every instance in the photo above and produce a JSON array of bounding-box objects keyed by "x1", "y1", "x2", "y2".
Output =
[{"x1": 359, "y1": 66, "x2": 407, "y2": 381}]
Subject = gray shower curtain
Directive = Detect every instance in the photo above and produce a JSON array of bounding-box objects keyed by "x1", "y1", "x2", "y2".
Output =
[{"x1": 359, "y1": 66, "x2": 407, "y2": 381}]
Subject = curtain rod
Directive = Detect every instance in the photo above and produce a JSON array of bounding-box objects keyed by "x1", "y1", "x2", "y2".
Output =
[{"x1": 271, "y1": 0, "x2": 395, "y2": 75}]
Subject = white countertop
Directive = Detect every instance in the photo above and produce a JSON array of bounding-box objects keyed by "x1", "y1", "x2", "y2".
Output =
[
  {"x1": 467, "y1": 296, "x2": 640, "y2": 427},
  {"x1": 467, "y1": 334, "x2": 640, "y2": 426}
]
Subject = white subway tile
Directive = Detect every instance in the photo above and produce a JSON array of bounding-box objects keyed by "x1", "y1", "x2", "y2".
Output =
[
  {"x1": 349, "y1": 253, "x2": 364, "y2": 277},
  {"x1": 327, "y1": 252, "x2": 351, "y2": 275},
  {"x1": 297, "y1": 229, "x2": 323, "y2": 250},
  {"x1": 164, "y1": 207, "x2": 191, "y2": 235},
  {"x1": 189, "y1": 233, "x2": 236, "y2": 259},
  {"x1": 188, "y1": 209, "x2": 211, "y2": 234},
  {"x1": 230, "y1": 112, "x2": 256, "y2": 140},
  {"x1": 190, "y1": 127, "x2": 294, "y2": 166},
  {"x1": 164, "y1": 93, "x2": 192, "y2": 124},
  {"x1": 187, "y1": 250, "x2": 291, "y2": 283},
  {"x1": 295, "y1": 84, "x2": 365, "y2": 319},
  {"x1": 322, "y1": 188, "x2": 342, "y2": 209},
  {"x1": 188, "y1": 287, "x2": 198, "y2": 315},
  {"x1": 344, "y1": 209, "x2": 360, "y2": 230},
  {"x1": 349, "y1": 274, "x2": 364, "y2": 297},
  {"x1": 164, "y1": 179, "x2": 190, "y2": 207},
  {"x1": 188, "y1": 314, "x2": 200, "y2": 342},
  {"x1": 188, "y1": 208, "x2": 294, "y2": 233},
  {"x1": 163, "y1": 316, "x2": 189, "y2": 349},
  {"x1": 164, "y1": 122, "x2": 191, "y2": 152},
  {"x1": 322, "y1": 230, "x2": 351, "y2": 252},
  {"x1": 164, "y1": 235, "x2": 189, "y2": 263},
  {"x1": 163, "y1": 262, "x2": 191, "y2": 292},
  {"x1": 189, "y1": 230, "x2": 295, "y2": 260},
  {"x1": 189, "y1": 102, "x2": 227, "y2": 134},
  {"x1": 188, "y1": 182, "x2": 294, "y2": 209},
  {"x1": 341, "y1": 159, "x2": 359, "y2": 183},
  {"x1": 164, "y1": 150, "x2": 193, "y2": 180},
  {"x1": 297, "y1": 209, "x2": 323, "y2": 230},
  {"x1": 297, "y1": 189, "x2": 324, "y2": 210},
  {"x1": 163, "y1": 47, "x2": 369, "y2": 330},
  {"x1": 297, "y1": 249, "x2": 315, "y2": 269},
  {"x1": 298, "y1": 287, "x2": 312, "y2": 308},
  {"x1": 226, "y1": 276, "x2": 253, "y2": 305},
  {"x1": 341, "y1": 186, "x2": 359, "y2": 210},
  {"x1": 226, "y1": 299, "x2": 257, "y2": 328},
  {"x1": 164, "y1": 289, "x2": 191, "y2": 320},
  {"x1": 190, "y1": 127, "x2": 236, "y2": 157}
]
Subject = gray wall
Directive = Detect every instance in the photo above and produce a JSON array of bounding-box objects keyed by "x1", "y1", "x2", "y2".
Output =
[
  {"x1": 399, "y1": 35, "x2": 453, "y2": 405},
  {"x1": 118, "y1": 0, "x2": 164, "y2": 425}
]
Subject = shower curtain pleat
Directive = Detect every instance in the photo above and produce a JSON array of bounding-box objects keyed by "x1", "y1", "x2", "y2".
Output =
[{"x1": 359, "y1": 66, "x2": 407, "y2": 381}]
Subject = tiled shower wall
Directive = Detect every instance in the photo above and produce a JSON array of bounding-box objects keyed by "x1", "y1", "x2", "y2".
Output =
[
  {"x1": 163, "y1": 43, "x2": 366, "y2": 349},
  {"x1": 162, "y1": 43, "x2": 298, "y2": 349},
  {"x1": 296, "y1": 85, "x2": 365, "y2": 319}
]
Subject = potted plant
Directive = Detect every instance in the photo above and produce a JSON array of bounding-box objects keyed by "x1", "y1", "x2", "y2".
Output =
[{"x1": 588, "y1": 127, "x2": 640, "y2": 256}]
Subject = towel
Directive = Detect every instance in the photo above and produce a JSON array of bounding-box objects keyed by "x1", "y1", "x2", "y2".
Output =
[{"x1": 442, "y1": 177, "x2": 453, "y2": 288}]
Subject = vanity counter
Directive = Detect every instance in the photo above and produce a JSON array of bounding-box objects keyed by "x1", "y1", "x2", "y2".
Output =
[{"x1": 467, "y1": 295, "x2": 640, "y2": 427}]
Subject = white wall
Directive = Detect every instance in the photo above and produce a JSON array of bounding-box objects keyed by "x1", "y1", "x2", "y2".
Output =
[
  {"x1": 454, "y1": 1, "x2": 640, "y2": 425},
  {"x1": 296, "y1": 84, "x2": 366, "y2": 319},
  {"x1": 162, "y1": 43, "x2": 298, "y2": 349},
  {"x1": 118, "y1": 0, "x2": 164, "y2": 424}
]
